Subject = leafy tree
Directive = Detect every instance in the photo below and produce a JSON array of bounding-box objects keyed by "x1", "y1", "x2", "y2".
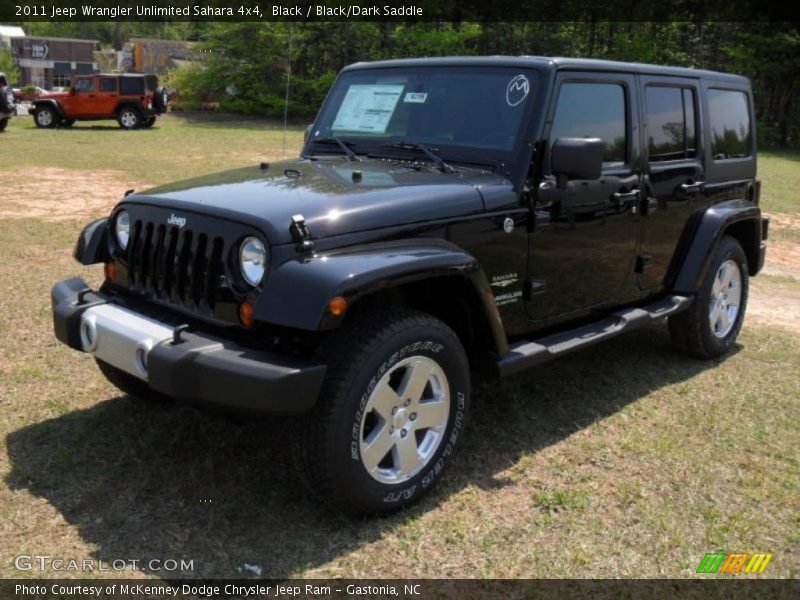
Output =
[{"x1": 0, "y1": 49, "x2": 20, "y2": 85}]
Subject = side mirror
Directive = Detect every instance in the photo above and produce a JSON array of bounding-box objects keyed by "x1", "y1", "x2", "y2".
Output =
[
  {"x1": 551, "y1": 137, "x2": 604, "y2": 184},
  {"x1": 304, "y1": 124, "x2": 313, "y2": 143}
]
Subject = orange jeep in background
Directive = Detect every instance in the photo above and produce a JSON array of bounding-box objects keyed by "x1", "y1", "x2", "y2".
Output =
[{"x1": 32, "y1": 73, "x2": 168, "y2": 129}]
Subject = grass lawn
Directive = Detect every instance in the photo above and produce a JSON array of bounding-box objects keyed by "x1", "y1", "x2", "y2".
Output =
[{"x1": 0, "y1": 114, "x2": 798, "y2": 579}]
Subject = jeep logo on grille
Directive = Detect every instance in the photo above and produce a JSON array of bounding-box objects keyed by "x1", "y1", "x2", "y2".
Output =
[{"x1": 167, "y1": 213, "x2": 187, "y2": 228}]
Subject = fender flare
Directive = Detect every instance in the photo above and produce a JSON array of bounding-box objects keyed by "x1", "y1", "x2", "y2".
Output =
[
  {"x1": 672, "y1": 199, "x2": 762, "y2": 293},
  {"x1": 73, "y1": 217, "x2": 109, "y2": 265},
  {"x1": 32, "y1": 99, "x2": 64, "y2": 117},
  {"x1": 253, "y1": 238, "x2": 507, "y2": 351}
]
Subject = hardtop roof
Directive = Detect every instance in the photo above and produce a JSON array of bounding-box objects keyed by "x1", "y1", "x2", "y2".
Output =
[{"x1": 343, "y1": 56, "x2": 749, "y2": 85}]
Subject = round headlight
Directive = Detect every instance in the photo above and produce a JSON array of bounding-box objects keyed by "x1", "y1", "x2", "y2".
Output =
[
  {"x1": 115, "y1": 210, "x2": 130, "y2": 250},
  {"x1": 239, "y1": 237, "x2": 266, "y2": 286}
]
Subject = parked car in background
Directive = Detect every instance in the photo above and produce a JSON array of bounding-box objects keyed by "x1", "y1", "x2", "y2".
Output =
[
  {"x1": 32, "y1": 73, "x2": 169, "y2": 129},
  {"x1": 0, "y1": 72, "x2": 16, "y2": 132},
  {"x1": 13, "y1": 86, "x2": 45, "y2": 102}
]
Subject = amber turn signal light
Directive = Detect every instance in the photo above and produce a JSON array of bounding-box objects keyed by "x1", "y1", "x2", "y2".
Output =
[
  {"x1": 328, "y1": 295, "x2": 348, "y2": 317},
  {"x1": 238, "y1": 301, "x2": 254, "y2": 327},
  {"x1": 104, "y1": 261, "x2": 117, "y2": 282}
]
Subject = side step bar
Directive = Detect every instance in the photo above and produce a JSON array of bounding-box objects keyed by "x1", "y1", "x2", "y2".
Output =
[{"x1": 496, "y1": 295, "x2": 693, "y2": 377}]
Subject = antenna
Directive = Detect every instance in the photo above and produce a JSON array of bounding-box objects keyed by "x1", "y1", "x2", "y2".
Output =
[{"x1": 281, "y1": 25, "x2": 293, "y2": 161}]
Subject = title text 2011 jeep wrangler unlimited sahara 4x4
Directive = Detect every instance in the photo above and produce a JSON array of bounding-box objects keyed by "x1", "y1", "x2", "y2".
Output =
[
  {"x1": 33, "y1": 73, "x2": 168, "y2": 129},
  {"x1": 52, "y1": 57, "x2": 768, "y2": 514}
]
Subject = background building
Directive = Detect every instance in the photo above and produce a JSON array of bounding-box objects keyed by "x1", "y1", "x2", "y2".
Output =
[{"x1": 10, "y1": 35, "x2": 99, "y2": 88}]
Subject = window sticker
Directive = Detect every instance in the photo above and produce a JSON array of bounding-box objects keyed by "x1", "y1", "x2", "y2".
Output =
[
  {"x1": 506, "y1": 74, "x2": 530, "y2": 107},
  {"x1": 332, "y1": 84, "x2": 404, "y2": 133},
  {"x1": 403, "y1": 92, "x2": 428, "y2": 104}
]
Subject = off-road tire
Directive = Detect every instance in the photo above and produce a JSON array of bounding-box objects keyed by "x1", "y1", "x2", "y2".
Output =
[
  {"x1": 0, "y1": 117, "x2": 7, "y2": 132},
  {"x1": 117, "y1": 106, "x2": 141, "y2": 129},
  {"x1": 33, "y1": 106, "x2": 57, "y2": 128},
  {"x1": 141, "y1": 116, "x2": 156, "y2": 128},
  {"x1": 0, "y1": 86, "x2": 13, "y2": 113},
  {"x1": 292, "y1": 307, "x2": 470, "y2": 515},
  {"x1": 669, "y1": 235, "x2": 749, "y2": 358},
  {"x1": 95, "y1": 359, "x2": 171, "y2": 403},
  {"x1": 153, "y1": 86, "x2": 168, "y2": 113},
  {"x1": 59, "y1": 118, "x2": 75, "y2": 128}
]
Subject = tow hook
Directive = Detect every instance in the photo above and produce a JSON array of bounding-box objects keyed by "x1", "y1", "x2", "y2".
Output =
[{"x1": 290, "y1": 214, "x2": 314, "y2": 253}]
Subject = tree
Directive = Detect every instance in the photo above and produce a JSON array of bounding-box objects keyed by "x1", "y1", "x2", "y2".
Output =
[{"x1": 0, "y1": 49, "x2": 20, "y2": 86}]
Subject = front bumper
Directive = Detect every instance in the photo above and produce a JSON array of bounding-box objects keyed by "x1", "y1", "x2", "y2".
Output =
[{"x1": 51, "y1": 278, "x2": 326, "y2": 413}]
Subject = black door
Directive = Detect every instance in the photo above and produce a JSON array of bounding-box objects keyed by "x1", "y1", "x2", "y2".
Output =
[
  {"x1": 527, "y1": 72, "x2": 642, "y2": 325},
  {"x1": 637, "y1": 77, "x2": 705, "y2": 290}
]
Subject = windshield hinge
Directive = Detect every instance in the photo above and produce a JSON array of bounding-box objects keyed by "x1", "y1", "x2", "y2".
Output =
[{"x1": 290, "y1": 214, "x2": 314, "y2": 253}]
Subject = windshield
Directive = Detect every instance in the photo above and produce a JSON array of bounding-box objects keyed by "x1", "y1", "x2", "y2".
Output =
[{"x1": 310, "y1": 66, "x2": 538, "y2": 162}]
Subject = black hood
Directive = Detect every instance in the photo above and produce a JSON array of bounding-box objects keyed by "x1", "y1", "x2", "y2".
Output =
[{"x1": 125, "y1": 158, "x2": 494, "y2": 245}]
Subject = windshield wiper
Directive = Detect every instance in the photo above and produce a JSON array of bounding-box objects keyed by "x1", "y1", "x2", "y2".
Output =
[
  {"x1": 307, "y1": 137, "x2": 359, "y2": 161},
  {"x1": 380, "y1": 142, "x2": 456, "y2": 173}
]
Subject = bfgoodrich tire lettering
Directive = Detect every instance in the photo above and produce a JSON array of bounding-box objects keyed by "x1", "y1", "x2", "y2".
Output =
[
  {"x1": 293, "y1": 307, "x2": 470, "y2": 515},
  {"x1": 669, "y1": 235, "x2": 749, "y2": 358}
]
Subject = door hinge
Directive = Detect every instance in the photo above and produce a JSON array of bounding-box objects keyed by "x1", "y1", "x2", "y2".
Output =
[{"x1": 635, "y1": 255, "x2": 653, "y2": 273}]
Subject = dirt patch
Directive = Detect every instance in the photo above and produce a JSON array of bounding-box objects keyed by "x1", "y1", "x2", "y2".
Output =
[
  {"x1": 762, "y1": 241, "x2": 800, "y2": 279},
  {"x1": 0, "y1": 168, "x2": 152, "y2": 222},
  {"x1": 748, "y1": 277, "x2": 800, "y2": 333}
]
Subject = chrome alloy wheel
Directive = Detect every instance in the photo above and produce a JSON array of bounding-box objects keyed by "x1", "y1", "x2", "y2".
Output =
[
  {"x1": 120, "y1": 110, "x2": 138, "y2": 128},
  {"x1": 37, "y1": 109, "x2": 53, "y2": 127},
  {"x1": 709, "y1": 259, "x2": 742, "y2": 339},
  {"x1": 359, "y1": 356, "x2": 450, "y2": 484}
]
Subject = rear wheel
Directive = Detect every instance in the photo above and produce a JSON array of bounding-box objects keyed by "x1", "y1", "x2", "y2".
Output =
[
  {"x1": 117, "y1": 107, "x2": 141, "y2": 129},
  {"x1": 669, "y1": 235, "x2": 749, "y2": 358},
  {"x1": 0, "y1": 118, "x2": 7, "y2": 132},
  {"x1": 95, "y1": 359, "x2": 171, "y2": 403},
  {"x1": 141, "y1": 116, "x2": 156, "y2": 128},
  {"x1": 59, "y1": 118, "x2": 75, "y2": 128},
  {"x1": 293, "y1": 308, "x2": 470, "y2": 515},
  {"x1": 33, "y1": 106, "x2": 56, "y2": 128}
]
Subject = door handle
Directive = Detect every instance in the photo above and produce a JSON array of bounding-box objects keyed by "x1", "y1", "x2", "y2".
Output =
[{"x1": 680, "y1": 181, "x2": 704, "y2": 195}]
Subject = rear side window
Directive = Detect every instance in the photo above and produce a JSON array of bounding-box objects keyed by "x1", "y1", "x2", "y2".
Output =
[
  {"x1": 119, "y1": 77, "x2": 144, "y2": 95},
  {"x1": 99, "y1": 78, "x2": 117, "y2": 92},
  {"x1": 707, "y1": 89, "x2": 751, "y2": 160},
  {"x1": 645, "y1": 86, "x2": 697, "y2": 161},
  {"x1": 550, "y1": 82, "x2": 627, "y2": 167}
]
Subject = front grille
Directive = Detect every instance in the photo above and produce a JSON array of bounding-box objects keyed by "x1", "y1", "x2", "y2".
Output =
[{"x1": 125, "y1": 219, "x2": 226, "y2": 314}]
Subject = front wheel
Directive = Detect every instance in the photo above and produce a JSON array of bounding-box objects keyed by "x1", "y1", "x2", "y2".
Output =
[
  {"x1": 293, "y1": 308, "x2": 470, "y2": 515},
  {"x1": 141, "y1": 116, "x2": 156, "y2": 128},
  {"x1": 59, "y1": 118, "x2": 75, "y2": 127},
  {"x1": 117, "y1": 107, "x2": 141, "y2": 129},
  {"x1": 0, "y1": 117, "x2": 7, "y2": 132},
  {"x1": 669, "y1": 235, "x2": 749, "y2": 358},
  {"x1": 33, "y1": 107, "x2": 56, "y2": 128}
]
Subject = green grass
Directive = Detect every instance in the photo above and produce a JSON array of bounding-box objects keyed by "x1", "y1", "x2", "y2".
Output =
[
  {"x1": 759, "y1": 150, "x2": 800, "y2": 215},
  {"x1": 4, "y1": 111, "x2": 305, "y2": 183},
  {"x1": 0, "y1": 114, "x2": 798, "y2": 579}
]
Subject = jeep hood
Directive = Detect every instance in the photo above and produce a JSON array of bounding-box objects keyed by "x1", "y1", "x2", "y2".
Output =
[{"x1": 125, "y1": 158, "x2": 498, "y2": 245}]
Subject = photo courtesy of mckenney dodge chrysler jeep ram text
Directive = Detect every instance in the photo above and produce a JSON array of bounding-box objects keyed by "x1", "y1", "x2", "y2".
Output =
[{"x1": 51, "y1": 56, "x2": 768, "y2": 514}]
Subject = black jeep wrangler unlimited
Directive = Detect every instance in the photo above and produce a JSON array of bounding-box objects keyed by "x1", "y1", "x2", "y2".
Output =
[{"x1": 52, "y1": 57, "x2": 768, "y2": 514}]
